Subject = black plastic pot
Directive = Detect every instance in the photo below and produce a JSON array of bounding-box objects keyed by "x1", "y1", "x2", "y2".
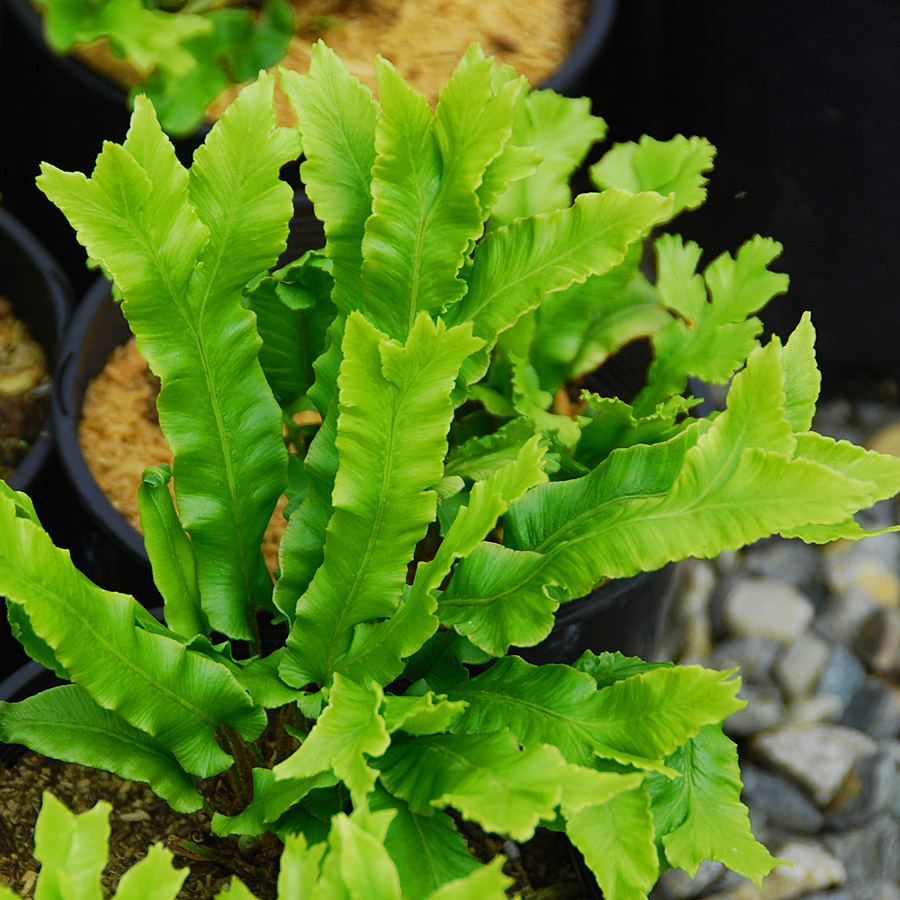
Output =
[
  {"x1": 0, "y1": 206, "x2": 71, "y2": 493},
  {"x1": 515, "y1": 565, "x2": 678, "y2": 666},
  {"x1": 53, "y1": 277, "x2": 149, "y2": 567},
  {"x1": 543, "y1": 0, "x2": 618, "y2": 97},
  {"x1": 0, "y1": 207, "x2": 72, "y2": 681}
]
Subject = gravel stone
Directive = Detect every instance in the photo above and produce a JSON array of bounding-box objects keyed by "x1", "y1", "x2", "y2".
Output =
[
  {"x1": 774, "y1": 631, "x2": 833, "y2": 701},
  {"x1": 722, "y1": 578, "x2": 815, "y2": 644},
  {"x1": 823, "y1": 749, "x2": 900, "y2": 828},
  {"x1": 663, "y1": 559, "x2": 717, "y2": 664},
  {"x1": 740, "y1": 763, "x2": 824, "y2": 834},
  {"x1": 822, "y1": 813, "x2": 900, "y2": 882},
  {"x1": 715, "y1": 548, "x2": 740, "y2": 577},
  {"x1": 751, "y1": 725, "x2": 878, "y2": 807},
  {"x1": 742, "y1": 540, "x2": 822, "y2": 589},
  {"x1": 724, "y1": 683, "x2": 786, "y2": 739},
  {"x1": 651, "y1": 861, "x2": 726, "y2": 900},
  {"x1": 699, "y1": 841, "x2": 845, "y2": 900},
  {"x1": 821, "y1": 543, "x2": 900, "y2": 632},
  {"x1": 812, "y1": 398, "x2": 853, "y2": 436},
  {"x1": 802, "y1": 881, "x2": 900, "y2": 900},
  {"x1": 852, "y1": 881, "x2": 900, "y2": 900},
  {"x1": 706, "y1": 636, "x2": 782, "y2": 683},
  {"x1": 841, "y1": 676, "x2": 900, "y2": 739},
  {"x1": 855, "y1": 405, "x2": 900, "y2": 434},
  {"x1": 815, "y1": 646, "x2": 867, "y2": 710},
  {"x1": 853, "y1": 605, "x2": 900, "y2": 676},
  {"x1": 786, "y1": 694, "x2": 845, "y2": 726}
]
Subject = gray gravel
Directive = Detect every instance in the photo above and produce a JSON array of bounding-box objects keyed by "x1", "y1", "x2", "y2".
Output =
[{"x1": 653, "y1": 397, "x2": 900, "y2": 900}]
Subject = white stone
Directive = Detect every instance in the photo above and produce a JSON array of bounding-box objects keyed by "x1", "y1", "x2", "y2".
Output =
[
  {"x1": 700, "y1": 841, "x2": 845, "y2": 900},
  {"x1": 652, "y1": 861, "x2": 726, "y2": 900},
  {"x1": 774, "y1": 631, "x2": 833, "y2": 701},
  {"x1": 722, "y1": 577, "x2": 815, "y2": 644},
  {"x1": 787, "y1": 693, "x2": 845, "y2": 726},
  {"x1": 752, "y1": 724, "x2": 878, "y2": 807}
]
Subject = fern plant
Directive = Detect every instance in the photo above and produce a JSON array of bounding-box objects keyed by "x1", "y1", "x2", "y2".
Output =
[
  {"x1": 1, "y1": 42, "x2": 899, "y2": 899},
  {"x1": 34, "y1": 0, "x2": 294, "y2": 135}
]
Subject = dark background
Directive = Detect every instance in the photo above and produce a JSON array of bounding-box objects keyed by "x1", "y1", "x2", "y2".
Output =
[{"x1": 593, "y1": 0, "x2": 900, "y2": 398}]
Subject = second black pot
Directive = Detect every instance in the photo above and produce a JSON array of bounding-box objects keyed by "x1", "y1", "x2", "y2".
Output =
[{"x1": 0, "y1": 206, "x2": 72, "y2": 682}]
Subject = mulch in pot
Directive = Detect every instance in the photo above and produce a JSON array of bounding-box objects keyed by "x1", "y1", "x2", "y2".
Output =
[{"x1": 0, "y1": 297, "x2": 50, "y2": 484}]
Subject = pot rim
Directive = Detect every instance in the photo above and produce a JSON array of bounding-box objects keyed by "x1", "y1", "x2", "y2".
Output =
[
  {"x1": 543, "y1": 0, "x2": 618, "y2": 95},
  {"x1": 51, "y1": 277, "x2": 149, "y2": 564},
  {"x1": 0, "y1": 206, "x2": 73, "y2": 493}
]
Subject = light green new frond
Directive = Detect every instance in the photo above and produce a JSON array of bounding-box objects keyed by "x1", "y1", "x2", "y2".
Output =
[
  {"x1": 424, "y1": 858, "x2": 512, "y2": 900},
  {"x1": 590, "y1": 134, "x2": 716, "y2": 220},
  {"x1": 704, "y1": 235, "x2": 790, "y2": 324},
  {"x1": 445, "y1": 418, "x2": 550, "y2": 480},
  {"x1": 168, "y1": 72, "x2": 294, "y2": 636},
  {"x1": 781, "y1": 311, "x2": 820, "y2": 432},
  {"x1": 505, "y1": 422, "x2": 700, "y2": 552},
  {"x1": 648, "y1": 725, "x2": 781, "y2": 883},
  {"x1": 12, "y1": 794, "x2": 186, "y2": 900},
  {"x1": 779, "y1": 430, "x2": 900, "y2": 542},
  {"x1": 0, "y1": 490, "x2": 265, "y2": 779},
  {"x1": 445, "y1": 656, "x2": 739, "y2": 770},
  {"x1": 575, "y1": 650, "x2": 675, "y2": 690},
  {"x1": 382, "y1": 693, "x2": 467, "y2": 736},
  {"x1": 468, "y1": 338, "x2": 878, "y2": 605},
  {"x1": 376, "y1": 731, "x2": 571, "y2": 841},
  {"x1": 43, "y1": 0, "x2": 209, "y2": 75},
  {"x1": 419, "y1": 435, "x2": 549, "y2": 643},
  {"x1": 273, "y1": 834, "x2": 329, "y2": 900},
  {"x1": 34, "y1": 792, "x2": 109, "y2": 900},
  {"x1": 211, "y1": 767, "x2": 337, "y2": 838},
  {"x1": 112, "y1": 844, "x2": 189, "y2": 900},
  {"x1": 564, "y1": 786, "x2": 659, "y2": 900},
  {"x1": 510, "y1": 356, "x2": 583, "y2": 446},
  {"x1": 447, "y1": 189, "x2": 672, "y2": 389},
  {"x1": 334, "y1": 586, "x2": 441, "y2": 688},
  {"x1": 39, "y1": 81, "x2": 296, "y2": 640},
  {"x1": 577, "y1": 394, "x2": 699, "y2": 466},
  {"x1": 280, "y1": 43, "x2": 378, "y2": 314},
  {"x1": 636, "y1": 234, "x2": 788, "y2": 414},
  {"x1": 37, "y1": 99, "x2": 205, "y2": 302},
  {"x1": 138, "y1": 465, "x2": 205, "y2": 640},
  {"x1": 528, "y1": 242, "x2": 671, "y2": 395},
  {"x1": 332, "y1": 812, "x2": 403, "y2": 900},
  {"x1": 437, "y1": 540, "x2": 561, "y2": 656},
  {"x1": 492, "y1": 88, "x2": 607, "y2": 224},
  {"x1": 215, "y1": 879, "x2": 260, "y2": 900},
  {"x1": 280, "y1": 312, "x2": 482, "y2": 688},
  {"x1": 274, "y1": 674, "x2": 389, "y2": 805},
  {"x1": 363, "y1": 46, "x2": 519, "y2": 339}
]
